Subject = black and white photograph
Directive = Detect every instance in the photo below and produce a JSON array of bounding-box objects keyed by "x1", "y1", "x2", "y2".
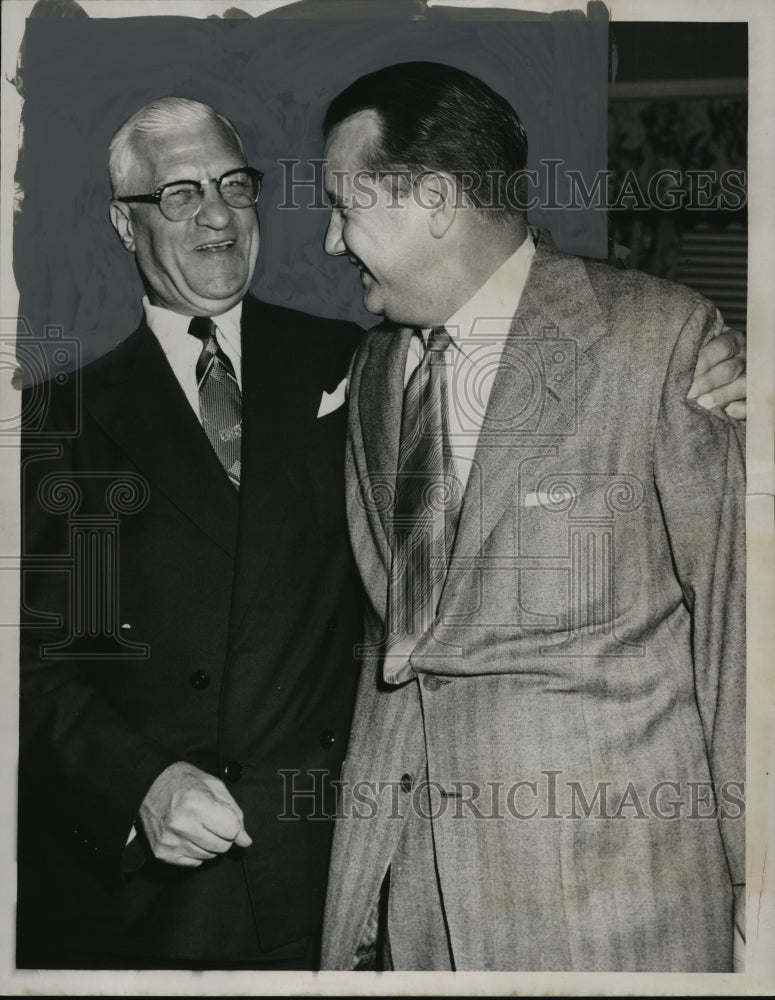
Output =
[{"x1": 1, "y1": 0, "x2": 772, "y2": 994}]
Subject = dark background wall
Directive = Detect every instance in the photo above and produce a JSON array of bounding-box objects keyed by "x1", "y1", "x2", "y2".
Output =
[
  {"x1": 610, "y1": 21, "x2": 747, "y2": 81},
  {"x1": 14, "y1": 1, "x2": 608, "y2": 367}
]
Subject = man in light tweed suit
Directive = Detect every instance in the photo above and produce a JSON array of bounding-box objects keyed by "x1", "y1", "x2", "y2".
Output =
[{"x1": 319, "y1": 62, "x2": 746, "y2": 971}]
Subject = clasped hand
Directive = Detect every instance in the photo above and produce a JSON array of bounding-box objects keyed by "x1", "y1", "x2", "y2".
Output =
[{"x1": 139, "y1": 761, "x2": 252, "y2": 867}]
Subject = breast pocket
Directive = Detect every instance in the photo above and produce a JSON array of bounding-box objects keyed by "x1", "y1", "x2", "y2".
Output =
[{"x1": 517, "y1": 469, "x2": 647, "y2": 625}]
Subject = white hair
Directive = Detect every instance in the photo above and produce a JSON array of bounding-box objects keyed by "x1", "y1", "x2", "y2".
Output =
[{"x1": 108, "y1": 97, "x2": 245, "y2": 197}]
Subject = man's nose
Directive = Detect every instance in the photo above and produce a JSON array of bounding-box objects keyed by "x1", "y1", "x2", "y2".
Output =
[
  {"x1": 195, "y1": 182, "x2": 232, "y2": 229},
  {"x1": 324, "y1": 210, "x2": 345, "y2": 256}
]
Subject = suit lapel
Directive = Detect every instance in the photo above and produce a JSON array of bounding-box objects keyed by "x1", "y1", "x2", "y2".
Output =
[
  {"x1": 84, "y1": 321, "x2": 239, "y2": 557},
  {"x1": 440, "y1": 229, "x2": 605, "y2": 605},
  {"x1": 355, "y1": 324, "x2": 415, "y2": 539},
  {"x1": 226, "y1": 296, "x2": 320, "y2": 641}
]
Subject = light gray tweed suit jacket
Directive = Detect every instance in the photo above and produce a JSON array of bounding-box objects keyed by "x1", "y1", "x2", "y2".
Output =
[{"x1": 322, "y1": 229, "x2": 745, "y2": 972}]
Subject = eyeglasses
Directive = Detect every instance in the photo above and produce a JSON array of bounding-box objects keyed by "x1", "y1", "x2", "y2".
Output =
[{"x1": 116, "y1": 167, "x2": 263, "y2": 222}]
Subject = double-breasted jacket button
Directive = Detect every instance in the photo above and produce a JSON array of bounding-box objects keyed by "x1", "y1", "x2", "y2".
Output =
[
  {"x1": 400, "y1": 773, "x2": 413, "y2": 793},
  {"x1": 319, "y1": 729, "x2": 336, "y2": 748},
  {"x1": 189, "y1": 669, "x2": 211, "y2": 690},
  {"x1": 223, "y1": 761, "x2": 243, "y2": 783},
  {"x1": 324, "y1": 618, "x2": 338, "y2": 635}
]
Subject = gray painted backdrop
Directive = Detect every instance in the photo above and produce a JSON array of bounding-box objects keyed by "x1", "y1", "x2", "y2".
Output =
[{"x1": 14, "y1": 2, "x2": 607, "y2": 366}]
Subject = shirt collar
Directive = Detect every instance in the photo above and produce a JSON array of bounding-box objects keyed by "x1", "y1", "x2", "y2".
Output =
[
  {"x1": 142, "y1": 296, "x2": 243, "y2": 356},
  {"x1": 418, "y1": 233, "x2": 536, "y2": 355},
  {"x1": 442, "y1": 233, "x2": 535, "y2": 347}
]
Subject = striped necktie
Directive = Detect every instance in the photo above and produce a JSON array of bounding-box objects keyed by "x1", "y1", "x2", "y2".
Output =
[
  {"x1": 188, "y1": 316, "x2": 242, "y2": 490},
  {"x1": 383, "y1": 326, "x2": 460, "y2": 685}
]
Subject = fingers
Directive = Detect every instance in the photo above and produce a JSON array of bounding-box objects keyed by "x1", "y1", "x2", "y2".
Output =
[
  {"x1": 189, "y1": 825, "x2": 236, "y2": 854},
  {"x1": 725, "y1": 400, "x2": 747, "y2": 421},
  {"x1": 688, "y1": 358, "x2": 746, "y2": 405},
  {"x1": 149, "y1": 804, "x2": 245, "y2": 866},
  {"x1": 690, "y1": 325, "x2": 746, "y2": 383},
  {"x1": 234, "y1": 828, "x2": 253, "y2": 848},
  {"x1": 155, "y1": 841, "x2": 219, "y2": 867},
  {"x1": 157, "y1": 795, "x2": 246, "y2": 865},
  {"x1": 198, "y1": 780, "x2": 249, "y2": 843},
  {"x1": 139, "y1": 761, "x2": 252, "y2": 867},
  {"x1": 692, "y1": 372, "x2": 747, "y2": 411},
  {"x1": 201, "y1": 776, "x2": 245, "y2": 818},
  {"x1": 200, "y1": 810, "x2": 252, "y2": 848},
  {"x1": 199, "y1": 808, "x2": 247, "y2": 845}
]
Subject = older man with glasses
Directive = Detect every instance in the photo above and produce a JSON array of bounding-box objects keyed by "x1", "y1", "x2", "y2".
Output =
[{"x1": 18, "y1": 97, "x2": 362, "y2": 970}]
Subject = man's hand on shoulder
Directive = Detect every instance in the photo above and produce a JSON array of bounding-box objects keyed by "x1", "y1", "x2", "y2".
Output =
[
  {"x1": 138, "y1": 761, "x2": 252, "y2": 867},
  {"x1": 688, "y1": 323, "x2": 746, "y2": 420}
]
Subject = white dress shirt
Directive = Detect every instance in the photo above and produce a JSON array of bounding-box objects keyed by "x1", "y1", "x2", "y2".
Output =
[
  {"x1": 405, "y1": 233, "x2": 536, "y2": 495},
  {"x1": 142, "y1": 296, "x2": 243, "y2": 420}
]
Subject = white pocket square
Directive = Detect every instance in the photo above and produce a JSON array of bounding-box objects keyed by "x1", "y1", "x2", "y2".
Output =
[{"x1": 317, "y1": 377, "x2": 348, "y2": 418}]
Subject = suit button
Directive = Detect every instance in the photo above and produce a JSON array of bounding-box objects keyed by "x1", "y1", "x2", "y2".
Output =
[
  {"x1": 423, "y1": 675, "x2": 442, "y2": 691},
  {"x1": 319, "y1": 729, "x2": 336, "y2": 748},
  {"x1": 324, "y1": 618, "x2": 338, "y2": 635},
  {"x1": 224, "y1": 761, "x2": 243, "y2": 783},
  {"x1": 190, "y1": 670, "x2": 211, "y2": 690},
  {"x1": 400, "y1": 773, "x2": 413, "y2": 793}
]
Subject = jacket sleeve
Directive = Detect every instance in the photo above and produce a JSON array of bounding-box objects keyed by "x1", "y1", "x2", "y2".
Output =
[
  {"x1": 653, "y1": 299, "x2": 746, "y2": 889},
  {"x1": 19, "y1": 378, "x2": 178, "y2": 873}
]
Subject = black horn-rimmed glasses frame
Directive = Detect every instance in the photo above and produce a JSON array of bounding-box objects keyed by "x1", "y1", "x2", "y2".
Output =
[{"x1": 116, "y1": 167, "x2": 263, "y2": 222}]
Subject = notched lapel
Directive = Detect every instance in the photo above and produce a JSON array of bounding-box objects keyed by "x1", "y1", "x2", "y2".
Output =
[
  {"x1": 442, "y1": 231, "x2": 605, "y2": 602},
  {"x1": 84, "y1": 323, "x2": 238, "y2": 558}
]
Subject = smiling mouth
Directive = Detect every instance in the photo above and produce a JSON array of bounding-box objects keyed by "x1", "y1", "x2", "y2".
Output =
[
  {"x1": 348, "y1": 255, "x2": 373, "y2": 282},
  {"x1": 195, "y1": 240, "x2": 235, "y2": 252}
]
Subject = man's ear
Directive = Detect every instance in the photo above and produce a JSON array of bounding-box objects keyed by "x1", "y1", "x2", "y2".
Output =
[
  {"x1": 416, "y1": 171, "x2": 457, "y2": 239},
  {"x1": 109, "y1": 201, "x2": 136, "y2": 253}
]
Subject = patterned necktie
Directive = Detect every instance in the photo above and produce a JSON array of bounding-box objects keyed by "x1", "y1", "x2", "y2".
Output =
[
  {"x1": 383, "y1": 326, "x2": 460, "y2": 685},
  {"x1": 188, "y1": 316, "x2": 242, "y2": 490}
]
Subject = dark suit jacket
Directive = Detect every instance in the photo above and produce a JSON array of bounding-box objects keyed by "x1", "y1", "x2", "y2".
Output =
[
  {"x1": 322, "y1": 230, "x2": 745, "y2": 971},
  {"x1": 18, "y1": 294, "x2": 363, "y2": 968}
]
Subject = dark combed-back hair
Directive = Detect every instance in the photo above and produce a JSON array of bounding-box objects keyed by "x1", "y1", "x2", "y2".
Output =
[{"x1": 323, "y1": 61, "x2": 529, "y2": 220}]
